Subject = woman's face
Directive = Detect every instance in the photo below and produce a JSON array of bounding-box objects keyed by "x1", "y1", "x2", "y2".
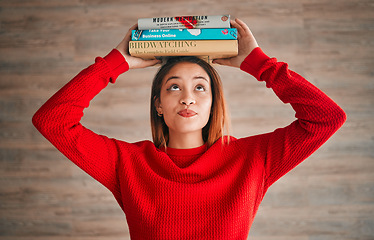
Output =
[{"x1": 156, "y1": 62, "x2": 213, "y2": 136}]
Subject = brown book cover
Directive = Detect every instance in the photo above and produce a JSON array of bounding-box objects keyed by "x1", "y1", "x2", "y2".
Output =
[{"x1": 129, "y1": 40, "x2": 238, "y2": 59}]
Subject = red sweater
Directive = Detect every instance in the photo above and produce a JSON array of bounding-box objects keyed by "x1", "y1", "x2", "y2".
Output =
[{"x1": 32, "y1": 48, "x2": 346, "y2": 239}]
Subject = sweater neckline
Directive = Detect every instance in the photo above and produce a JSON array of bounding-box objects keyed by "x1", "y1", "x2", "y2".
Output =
[{"x1": 160, "y1": 144, "x2": 207, "y2": 156}]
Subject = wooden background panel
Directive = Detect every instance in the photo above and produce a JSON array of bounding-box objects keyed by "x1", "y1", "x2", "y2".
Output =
[{"x1": 0, "y1": 0, "x2": 373, "y2": 239}]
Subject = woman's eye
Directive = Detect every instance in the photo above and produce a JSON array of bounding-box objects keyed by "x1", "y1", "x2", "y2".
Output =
[
  {"x1": 168, "y1": 84, "x2": 180, "y2": 91},
  {"x1": 195, "y1": 85, "x2": 205, "y2": 91}
]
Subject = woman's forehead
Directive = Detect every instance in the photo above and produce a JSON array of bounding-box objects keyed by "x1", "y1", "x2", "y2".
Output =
[{"x1": 163, "y1": 62, "x2": 210, "y2": 82}]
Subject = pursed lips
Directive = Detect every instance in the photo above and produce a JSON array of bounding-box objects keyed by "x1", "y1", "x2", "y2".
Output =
[{"x1": 178, "y1": 109, "x2": 197, "y2": 118}]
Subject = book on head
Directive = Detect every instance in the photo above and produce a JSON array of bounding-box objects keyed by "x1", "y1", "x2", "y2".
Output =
[{"x1": 137, "y1": 15, "x2": 231, "y2": 30}]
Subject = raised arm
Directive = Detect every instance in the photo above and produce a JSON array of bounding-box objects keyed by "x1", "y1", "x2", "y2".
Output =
[
  {"x1": 32, "y1": 25, "x2": 159, "y2": 199},
  {"x1": 240, "y1": 48, "x2": 346, "y2": 189},
  {"x1": 216, "y1": 18, "x2": 346, "y2": 189}
]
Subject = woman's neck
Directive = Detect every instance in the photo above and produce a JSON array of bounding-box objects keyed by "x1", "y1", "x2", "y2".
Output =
[{"x1": 167, "y1": 130, "x2": 204, "y2": 149}]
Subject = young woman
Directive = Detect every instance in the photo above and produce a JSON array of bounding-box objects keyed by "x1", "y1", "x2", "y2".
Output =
[{"x1": 33, "y1": 19, "x2": 346, "y2": 239}]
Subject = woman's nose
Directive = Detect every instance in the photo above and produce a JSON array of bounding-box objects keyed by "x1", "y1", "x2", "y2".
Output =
[{"x1": 180, "y1": 93, "x2": 196, "y2": 106}]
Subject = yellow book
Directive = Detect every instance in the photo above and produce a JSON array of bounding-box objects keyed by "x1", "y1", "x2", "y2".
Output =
[{"x1": 129, "y1": 40, "x2": 238, "y2": 59}]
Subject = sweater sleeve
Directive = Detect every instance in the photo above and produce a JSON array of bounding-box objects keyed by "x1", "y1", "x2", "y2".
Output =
[
  {"x1": 32, "y1": 49, "x2": 129, "y2": 198},
  {"x1": 240, "y1": 47, "x2": 346, "y2": 190}
]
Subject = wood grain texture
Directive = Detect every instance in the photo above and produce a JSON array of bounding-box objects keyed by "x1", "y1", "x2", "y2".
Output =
[{"x1": 0, "y1": 0, "x2": 373, "y2": 239}]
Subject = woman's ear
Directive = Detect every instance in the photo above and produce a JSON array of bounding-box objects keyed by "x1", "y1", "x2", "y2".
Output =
[{"x1": 154, "y1": 97, "x2": 163, "y2": 114}]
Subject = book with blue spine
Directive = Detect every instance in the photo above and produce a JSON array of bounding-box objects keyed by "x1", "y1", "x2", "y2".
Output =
[{"x1": 132, "y1": 28, "x2": 237, "y2": 41}]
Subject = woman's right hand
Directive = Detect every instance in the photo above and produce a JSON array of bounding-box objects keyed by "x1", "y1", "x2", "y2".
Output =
[
  {"x1": 212, "y1": 18, "x2": 259, "y2": 68},
  {"x1": 116, "y1": 24, "x2": 161, "y2": 69}
]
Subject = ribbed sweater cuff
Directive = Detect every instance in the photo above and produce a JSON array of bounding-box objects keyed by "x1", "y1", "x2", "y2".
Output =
[
  {"x1": 102, "y1": 49, "x2": 129, "y2": 83},
  {"x1": 240, "y1": 47, "x2": 271, "y2": 81}
]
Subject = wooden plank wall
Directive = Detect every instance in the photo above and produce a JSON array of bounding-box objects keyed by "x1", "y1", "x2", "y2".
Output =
[{"x1": 0, "y1": 0, "x2": 373, "y2": 239}]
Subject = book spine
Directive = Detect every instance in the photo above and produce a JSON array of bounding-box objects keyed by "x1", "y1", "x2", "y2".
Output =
[
  {"x1": 129, "y1": 40, "x2": 238, "y2": 59},
  {"x1": 132, "y1": 28, "x2": 237, "y2": 41},
  {"x1": 137, "y1": 15, "x2": 230, "y2": 30}
]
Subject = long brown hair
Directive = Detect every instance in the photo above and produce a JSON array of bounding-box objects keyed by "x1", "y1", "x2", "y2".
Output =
[{"x1": 150, "y1": 56, "x2": 230, "y2": 149}]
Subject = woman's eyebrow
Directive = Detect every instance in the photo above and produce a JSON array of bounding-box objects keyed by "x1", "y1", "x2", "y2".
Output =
[
  {"x1": 165, "y1": 75, "x2": 209, "y2": 84},
  {"x1": 193, "y1": 76, "x2": 209, "y2": 82},
  {"x1": 165, "y1": 76, "x2": 181, "y2": 84}
]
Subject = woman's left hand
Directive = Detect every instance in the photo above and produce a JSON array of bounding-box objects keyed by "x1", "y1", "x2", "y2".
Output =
[
  {"x1": 213, "y1": 18, "x2": 259, "y2": 68},
  {"x1": 116, "y1": 24, "x2": 161, "y2": 69}
]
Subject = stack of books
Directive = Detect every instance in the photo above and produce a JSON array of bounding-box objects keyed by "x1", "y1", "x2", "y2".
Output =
[{"x1": 129, "y1": 15, "x2": 238, "y2": 62}]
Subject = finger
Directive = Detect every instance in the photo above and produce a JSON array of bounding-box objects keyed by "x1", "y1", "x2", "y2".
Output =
[
  {"x1": 131, "y1": 23, "x2": 139, "y2": 32},
  {"x1": 230, "y1": 19, "x2": 237, "y2": 28},
  {"x1": 122, "y1": 24, "x2": 138, "y2": 52},
  {"x1": 136, "y1": 59, "x2": 161, "y2": 69},
  {"x1": 129, "y1": 23, "x2": 138, "y2": 31},
  {"x1": 212, "y1": 58, "x2": 231, "y2": 66},
  {"x1": 234, "y1": 18, "x2": 251, "y2": 35},
  {"x1": 232, "y1": 18, "x2": 252, "y2": 40},
  {"x1": 230, "y1": 19, "x2": 245, "y2": 40},
  {"x1": 147, "y1": 59, "x2": 162, "y2": 66},
  {"x1": 230, "y1": 19, "x2": 241, "y2": 32},
  {"x1": 125, "y1": 24, "x2": 138, "y2": 41}
]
